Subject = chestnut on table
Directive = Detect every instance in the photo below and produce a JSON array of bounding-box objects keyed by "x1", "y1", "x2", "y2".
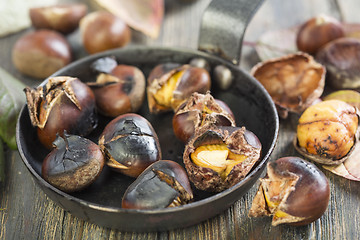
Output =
[{"x1": 1, "y1": 0, "x2": 360, "y2": 239}]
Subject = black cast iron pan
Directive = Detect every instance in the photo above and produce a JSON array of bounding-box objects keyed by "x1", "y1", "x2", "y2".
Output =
[{"x1": 16, "y1": 0, "x2": 279, "y2": 232}]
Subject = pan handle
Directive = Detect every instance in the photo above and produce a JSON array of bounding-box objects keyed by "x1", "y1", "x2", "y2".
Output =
[{"x1": 198, "y1": 0, "x2": 264, "y2": 65}]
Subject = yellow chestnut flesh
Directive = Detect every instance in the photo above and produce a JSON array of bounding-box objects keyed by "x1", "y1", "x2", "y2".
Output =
[
  {"x1": 297, "y1": 99, "x2": 358, "y2": 160},
  {"x1": 153, "y1": 70, "x2": 184, "y2": 109},
  {"x1": 190, "y1": 144, "x2": 247, "y2": 180}
]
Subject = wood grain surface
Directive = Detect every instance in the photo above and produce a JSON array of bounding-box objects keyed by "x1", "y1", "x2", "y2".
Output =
[{"x1": 1, "y1": 0, "x2": 360, "y2": 239}]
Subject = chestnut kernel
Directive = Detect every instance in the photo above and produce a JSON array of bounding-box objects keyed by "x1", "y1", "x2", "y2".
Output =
[
  {"x1": 183, "y1": 125, "x2": 261, "y2": 192},
  {"x1": 249, "y1": 157, "x2": 330, "y2": 226},
  {"x1": 29, "y1": 4, "x2": 87, "y2": 34},
  {"x1": 147, "y1": 63, "x2": 211, "y2": 113},
  {"x1": 12, "y1": 29, "x2": 72, "y2": 79},
  {"x1": 122, "y1": 160, "x2": 193, "y2": 209},
  {"x1": 88, "y1": 63, "x2": 146, "y2": 117},
  {"x1": 296, "y1": 14, "x2": 345, "y2": 55},
  {"x1": 295, "y1": 99, "x2": 359, "y2": 165},
  {"x1": 42, "y1": 133, "x2": 105, "y2": 193},
  {"x1": 80, "y1": 11, "x2": 131, "y2": 54},
  {"x1": 172, "y1": 92, "x2": 235, "y2": 143},
  {"x1": 99, "y1": 113, "x2": 162, "y2": 178},
  {"x1": 24, "y1": 76, "x2": 98, "y2": 149}
]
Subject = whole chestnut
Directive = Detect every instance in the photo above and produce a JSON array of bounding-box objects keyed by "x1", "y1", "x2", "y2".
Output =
[
  {"x1": 296, "y1": 14, "x2": 345, "y2": 55},
  {"x1": 122, "y1": 160, "x2": 193, "y2": 209},
  {"x1": 88, "y1": 62, "x2": 146, "y2": 117},
  {"x1": 99, "y1": 113, "x2": 162, "y2": 178},
  {"x1": 12, "y1": 29, "x2": 72, "y2": 79},
  {"x1": 173, "y1": 92, "x2": 235, "y2": 143},
  {"x1": 24, "y1": 76, "x2": 98, "y2": 149},
  {"x1": 79, "y1": 11, "x2": 131, "y2": 54},
  {"x1": 147, "y1": 63, "x2": 211, "y2": 113},
  {"x1": 183, "y1": 124, "x2": 261, "y2": 192},
  {"x1": 29, "y1": 4, "x2": 87, "y2": 34},
  {"x1": 295, "y1": 99, "x2": 359, "y2": 165},
  {"x1": 42, "y1": 133, "x2": 105, "y2": 193},
  {"x1": 316, "y1": 37, "x2": 360, "y2": 90},
  {"x1": 249, "y1": 157, "x2": 330, "y2": 226}
]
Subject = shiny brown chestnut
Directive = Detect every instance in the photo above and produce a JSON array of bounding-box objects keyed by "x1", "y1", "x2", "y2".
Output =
[
  {"x1": 183, "y1": 124, "x2": 261, "y2": 192},
  {"x1": 122, "y1": 160, "x2": 193, "y2": 209},
  {"x1": 42, "y1": 133, "x2": 105, "y2": 193},
  {"x1": 12, "y1": 29, "x2": 72, "y2": 79},
  {"x1": 147, "y1": 63, "x2": 211, "y2": 113},
  {"x1": 88, "y1": 62, "x2": 146, "y2": 117},
  {"x1": 98, "y1": 113, "x2": 162, "y2": 178},
  {"x1": 316, "y1": 37, "x2": 360, "y2": 90},
  {"x1": 24, "y1": 76, "x2": 98, "y2": 149},
  {"x1": 249, "y1": 157, "x2": 330, "y2": 226},
  {"x1": 29, "y1": 3, "x2": 87, "y2": 34},
  {"x1": 172, "y1": 92, "x2": 235, "y2": 143},
  {"x1": 80, "y1": 11, "x2": 131, "y2": 54},
  {"x1": 296, "y1": 14, "x2": 345, "y2": 55}
]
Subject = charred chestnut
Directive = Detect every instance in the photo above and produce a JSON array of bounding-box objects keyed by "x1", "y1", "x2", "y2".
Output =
[
  {"x1": 122, "y1": 160, "x2": 193, "y2": 209},
  {"x1": 173, "y1": 92, "x2": 235, "y2": 143},
  {"x1": 249, "y1": 157, "x2": 330, "y2": 226},
  {"x1": 42, "y1": 133, "x2": 105, "y2": 192},
  {"x1": 295, "y1": 99, "x2": 359, "y2": 165},
  {"x1": 183, "y1": 125, "x2": 261, "y2": 192},
  {"x1": 88, "y1": 63, "x2": 146, "y2": 117},
  {"x1": 24, "y1": 76, "x2": 97, "y2": 149},
  {"x1": 99, "y1": 113, "x2": 161, "y2": 177},
  {"x1": 147, "y1": 63, "x2": 211, "y2": 113}
]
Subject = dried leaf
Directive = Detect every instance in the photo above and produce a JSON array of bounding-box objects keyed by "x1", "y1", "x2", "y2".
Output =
[
  {"x1": 92, "y1": 0, "x2": 164, "y2": 39},
  {"x1": 254, "y1": 26, "x2": 299, "y2": 61}
]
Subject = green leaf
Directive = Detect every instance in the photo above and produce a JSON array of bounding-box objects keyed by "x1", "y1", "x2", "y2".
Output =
[{"x1": 0, "y1": 67, "x2": 26, "y2": 150}]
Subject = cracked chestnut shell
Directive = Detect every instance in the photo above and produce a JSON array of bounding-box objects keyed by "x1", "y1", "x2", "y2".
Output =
[
  {"x1": 249, "y1": 157, "x2": 330, "y2": 226},
  {"x1": 88, "y1": 62, "x2": 145, "y2": 117},
  {"x1": 147, "y1": 63, "x2": 211, "y2": 113},
  {"x1": 42, "y1": 133, "x2": 105, "y2": 193},
  {"x1": 316, "y1": 37, "x2": 360, "y2": 90},
  {"x1": 251, "y1": 52, "x2": 325, "y2": 119},
  {"x1": 172, "y1": 92, "x2": 235, "y2": 143},
  {"x1": 295, "y1": 99, "x2": 359, "y2": 165},
  {"x1": 183, "y1": 125, "x2": 261, "y2": 192},
  {"x1": 24, "y1": 76, "x2": 98, "y2": 149},
  {"x1": 122, "y1": 160, "x2": 193, "y2": 209},
  {"x1": 99, "y1": 113, "x2": 161, "y2": 178}
]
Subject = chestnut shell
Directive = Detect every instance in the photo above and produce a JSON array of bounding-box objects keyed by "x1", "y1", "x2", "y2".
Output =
[
  {"x1": 122, "y1": 160, "x2": 193, "y2": 210},
  {"x1": 99, "y1": 113, "x2": 162, "y2": 177},
  {"x1": 249, "y1": 157, "x2": 330, "y2": 226},
  {"x1": 183, "y1": 125, "x2": 262, "y2": 192}
]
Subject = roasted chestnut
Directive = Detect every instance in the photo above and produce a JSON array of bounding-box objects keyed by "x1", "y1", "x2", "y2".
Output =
[
  {"x1": 12, "y1": 29, "x2": 72, "y2": 79},
  {"x1": 147, "y1": 63, "x2": 211, "y2": 113},
  {"x1": 249, "y1": 157, "x2": 330, "y2": 226},
  {"x1": 295, "y1": 99, "x2": 359, "y2": 165},
  {"x1": 29, "y1": 4, "x2": 87, "y2": 34},
  {"x1": 88, "y1": 63, "x2": 146, "y2": 117},
  {"x1": 296, "y1": 14, "x2": 345, "y2": 55},
  {"x1": 316, "y1": 37, "x2": 360, "y2": 90},
  {"x1": 251, "y1": 52, "x2": 326, "y2": 119},
  {"x1": 79, "y1": 11, "x2": 131, "y2": 54},
  {"x1": 24, "y1": 76, "x2": 98, "y2": 149},
  {"x1": 183, "y1": 125, "x2": 261, "y2": 192},
  {"x1": 99, "y1": 113, "x2": 161, "y2": 177},
  {"x1": 122, "y1": 160, "x2": 193, "y2": 209},
  {"x1": 42, "y1": 133, "x2": 105, "y2": 193},
  {"x1": 213, "y1": 65, "x2": 233, "y2": 90},
  {"x1": 172, "y1": 92, "x2": 235, "y2": 143}
]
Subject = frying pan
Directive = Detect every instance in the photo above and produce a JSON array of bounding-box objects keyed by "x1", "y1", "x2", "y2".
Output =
[{"x1": 16, "y1": 0, "x2": 279, "y2": 232}]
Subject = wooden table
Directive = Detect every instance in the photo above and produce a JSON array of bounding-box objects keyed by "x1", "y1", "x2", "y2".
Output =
[{"x1": 1, "y1": 0, "x2": 360, "y2": 239}]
